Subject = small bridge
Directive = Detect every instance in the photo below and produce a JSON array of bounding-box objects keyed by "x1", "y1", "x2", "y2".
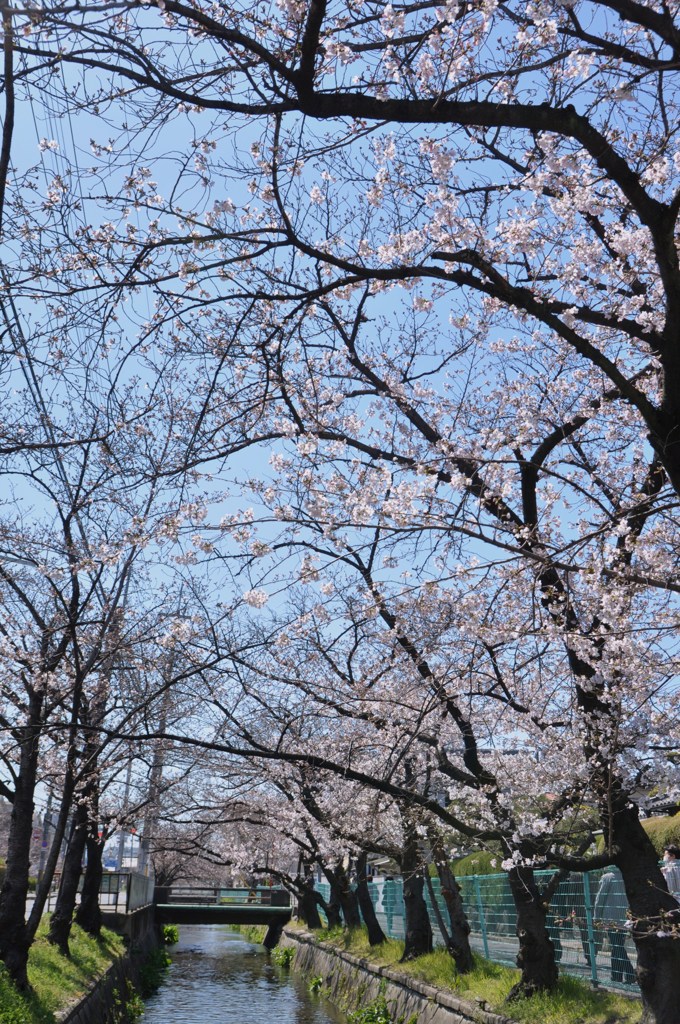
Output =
[{"x1": 154, "y1": 886, "x2": 292, "y2": 947}]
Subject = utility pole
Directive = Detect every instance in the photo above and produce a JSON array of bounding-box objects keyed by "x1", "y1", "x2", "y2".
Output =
[
  {"x1": 37, "y1": 788, "x2": 53, "y2": 883},
  {"x1": 116, "y1": 759, "x2": 132, "y2": 870}
]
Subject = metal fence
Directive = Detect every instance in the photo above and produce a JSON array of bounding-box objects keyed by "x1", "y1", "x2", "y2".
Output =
[
  {"x1": 316, "y1": 866, "x2": 638, "y2": 992},
  {"x1": 128, "y1": 871, "x2": 155, "y2": 911},
  {"x1": 46, "y1": 870, "x2": 155, "y2": 914}
]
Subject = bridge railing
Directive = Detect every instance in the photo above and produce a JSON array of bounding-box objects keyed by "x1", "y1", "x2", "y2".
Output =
[{"x1": 155, "y1": 885, "x2": 290, "y2": 907}]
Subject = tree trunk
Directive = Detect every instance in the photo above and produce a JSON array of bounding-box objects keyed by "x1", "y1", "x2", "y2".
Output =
[
  {"x1": 74, "y1": 776, "x2": 103, "y2": 937},
  {"x1": 399, "y1": 830, "x2": 432, "y2": 961},
  {"x1": 355, "y1": 852, "x2": 386, "y2": 946},
  {"x1": 506, "y1": 864, "x2": 559, "y2": 998},
  {"x1": 25, "y1": 657, "x2": 84, "y2": 953},
  {"x1": 75, "y1": 825, "x2": 104, "y2": 936},
  {"x1": 429, "y1": 829, "x2": 473, "y2": 973},
  {"x1": 425, "y1": 867, "x2": 453, "y2": 947},
  {"x1": 48, "y1": 801, "x2": 87, "y2": 954},
  {"x1": 297, "y1": 872, "x2": 323, "y2": 929},
  {"x1": 0, "y1": 693, "x2": 44, "y2": 989},
  {"x1": 340, "y1": 884, "x2": 361, "y2": 928},
  {"x1": 332, "y1": 860, "x2": 361, "y2": 929},
  {"x1": 25, "y1": 763, "x2": 77, "y2": 947},
  {"x1": 608, "y1": 801, "x2": 680, "y2": 1024},
  {"x1": 324, "y1": 879, "x2": 344, "y2": 929}
]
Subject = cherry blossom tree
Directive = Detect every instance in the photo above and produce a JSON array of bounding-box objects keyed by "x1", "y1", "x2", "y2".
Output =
[
  {"x1": 185, "y1": 307, "x2": 676, "y2": 988},
  {"x1": 14, "y1": 0, "x2": 680, "y2": 498},
  {"x1": 0, "y1": 303, "x2": 228, "y2": 984},
  {"x1": 151, "y1": 593, "x2": 585, "y2": 986},
  {"x1": 3, "y1": 2, "x2": 680, "y2": 1018}
]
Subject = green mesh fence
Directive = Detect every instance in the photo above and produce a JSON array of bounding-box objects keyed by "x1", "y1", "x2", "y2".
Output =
[{"x1": 315, "y1": 866, "x2": 638, "y2": 991}]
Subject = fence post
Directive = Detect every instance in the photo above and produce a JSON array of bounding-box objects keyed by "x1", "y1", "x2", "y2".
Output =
[
  {"x1": 472, "y1": 875, "x2": 490, "y2": 959},
  {"x1": 583, "y1": 872, "x2": 599, "y2": 986}
]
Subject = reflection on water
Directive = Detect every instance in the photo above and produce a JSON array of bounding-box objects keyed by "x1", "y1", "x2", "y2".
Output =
[{"x1": 141, "y1": 926, "x2": 346, "y2": 1024}]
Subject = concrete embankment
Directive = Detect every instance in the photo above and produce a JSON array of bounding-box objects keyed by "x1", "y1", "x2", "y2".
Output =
[
  {"x1": 56, "y1": 906, "x2": 159, "y2": 1024},
  {"x1": 56, "y1": 958, "x2": 136, "y2": 1024},
  {"x1": 281, "y1": 927, "x2": 512, "y2": 1024}
]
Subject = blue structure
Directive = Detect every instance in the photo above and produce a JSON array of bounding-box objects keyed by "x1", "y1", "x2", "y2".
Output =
[{"x1": 316, "y1": 867, "x2": 638, "y2": 992}]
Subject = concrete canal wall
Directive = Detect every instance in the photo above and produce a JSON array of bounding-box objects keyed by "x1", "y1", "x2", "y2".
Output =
[
  {"x1": 282, "y1": 927, "x2": 513, "y2": 1024},
  {"x1": 56, "y1": 958, "x2": 135, "y2": 1024},
  {"x1": 56, "y1": 906, "x2": 159, "y2": 1024}
]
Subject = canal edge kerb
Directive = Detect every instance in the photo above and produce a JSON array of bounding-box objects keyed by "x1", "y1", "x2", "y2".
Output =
[
  {"x1": 54, "y1": 911, "x2": 162, "y2": 1024},
  {"x1": 281, "y1": 926, "x2": 515, "y2": 1024},
  {"x1": 54, "y1": 956, "x2": 136, "y2": 1024}
]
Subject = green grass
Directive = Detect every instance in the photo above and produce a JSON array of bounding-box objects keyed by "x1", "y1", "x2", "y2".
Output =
[
  {"x1": 311, "y1": 926, "x2": 642, "y2": 1024},
  {"x1": 451, "y1": 850, "x2": 501, "y2": 877},
  {"x1": 231, "y1": 924, "x2": 268, "y2": 944},
  {"x1": 642, "y1": 811, "x2": 680, "y2": 855},
  {"x1": 0, "y1": 917, "x2": 125, "y2": 1024}
]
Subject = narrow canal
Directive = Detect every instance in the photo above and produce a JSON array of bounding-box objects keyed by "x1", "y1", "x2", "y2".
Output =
[{"x1": 141, "y1": 926, "x2": 347, "y2": 1024}]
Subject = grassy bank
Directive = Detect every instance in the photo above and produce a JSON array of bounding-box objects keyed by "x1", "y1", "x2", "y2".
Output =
[
  {"x1": 0, "y1": 919, "x2": 125, "y2": 1024},
  {"x1": 231, "y1": 924, "x2": 268, "y2": 944},
  {"x1": 302, "y1": 925, "x2": 641, "y2": 1024}
]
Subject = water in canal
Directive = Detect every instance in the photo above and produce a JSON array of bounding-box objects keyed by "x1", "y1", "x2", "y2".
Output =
[{"x1": 141, "y1": 926, "x2": 347, "y2": 1024}]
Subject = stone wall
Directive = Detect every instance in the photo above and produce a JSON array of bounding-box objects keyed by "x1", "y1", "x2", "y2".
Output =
[
  {"x1": 282, "y1": 928, "x2": 513, "y2": 1024},
  {"x1": 56, "y1": 908, "x2": 160, "y2": 1024},
  {"x1": 56, "y1": 958, "x2": 135, "y2": 1024}
]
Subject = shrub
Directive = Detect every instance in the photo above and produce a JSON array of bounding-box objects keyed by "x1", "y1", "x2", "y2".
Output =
[
  {"x1": 347, "y1": 994, "x2": 393, "y2": 1024},
  {"x1": 123, "y1": 980, "x2": 145, "y2": 1023},
  {"x1": 137, "y1": 947, "x2": 171, "y2": 997},
  {"x1": 272, "y1": 945, "x2": 294, "y2": 967},
  {"x1": 162, "y1": 924, "x2": 179, "y2": 945}
]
